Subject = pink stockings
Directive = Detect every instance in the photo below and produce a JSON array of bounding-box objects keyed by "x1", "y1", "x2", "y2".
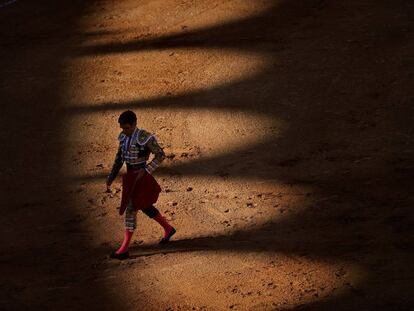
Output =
[
  {"x1": 153, "y1": 213, "x2": 174, "y2": 238},
  {"x1": 115, "y1": 230, "x2": 133, "y2": 254},
  {"x1": 116, "y1": 207, "x2": 175, "y2": 254}
]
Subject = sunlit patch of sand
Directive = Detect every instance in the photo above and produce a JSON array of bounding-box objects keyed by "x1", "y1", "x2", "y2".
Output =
[
  {"x1": 65, "y1": 47, "x2": 269, "y2": 106},
  {"x1": 118, "y1": 251, "x2": 366, "y2": 311},
  {"x1": 77, "y1": 0, "x2": 278, "y2": 42},
  {"x1": 151, "y1": 108, "x2": 282, "y2": 157}
]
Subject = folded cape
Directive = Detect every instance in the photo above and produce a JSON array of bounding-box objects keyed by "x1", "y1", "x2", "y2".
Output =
[{"x1": 119, "y1": 171, "x2": 161, "y2": 215}]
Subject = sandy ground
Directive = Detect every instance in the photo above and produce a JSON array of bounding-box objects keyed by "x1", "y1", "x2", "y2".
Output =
[{"x1": 1, "y1": 0, "x2": 414, "y2": 310}]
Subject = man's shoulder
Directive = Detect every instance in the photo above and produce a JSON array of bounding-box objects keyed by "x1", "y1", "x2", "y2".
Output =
[
  {"x1": 137, "y1": 128, "x2": 154, "y2": 145},
  {"x1": 117, "y1": 132, "x2": 127, "y2": 142}
]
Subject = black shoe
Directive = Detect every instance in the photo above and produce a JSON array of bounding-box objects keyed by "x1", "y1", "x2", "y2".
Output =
[
  {"x1": 110, "y1": 251, "x2": 129, "y2": 260},
  {"x1": 159, "y1": 227, "x2": 176, "y2": 244}
]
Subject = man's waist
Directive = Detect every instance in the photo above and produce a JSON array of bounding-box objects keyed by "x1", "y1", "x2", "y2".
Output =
[{"x1": 126, "y1": 163, "x2": 146, "y2": 171}]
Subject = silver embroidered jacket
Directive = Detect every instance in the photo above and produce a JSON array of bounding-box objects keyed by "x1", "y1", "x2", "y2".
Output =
[{"x1": 107, "y1": 128, "x2": 165, "y2": 184}]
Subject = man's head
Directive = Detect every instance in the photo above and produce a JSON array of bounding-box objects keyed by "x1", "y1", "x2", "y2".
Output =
[{"x1": 118, "y1": 110, "x2": 137, "y2": 137}]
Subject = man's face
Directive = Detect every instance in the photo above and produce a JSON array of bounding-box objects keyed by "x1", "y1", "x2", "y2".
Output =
[{"x1": 120, "y1": 122, "x2": 136, "y2": 137}]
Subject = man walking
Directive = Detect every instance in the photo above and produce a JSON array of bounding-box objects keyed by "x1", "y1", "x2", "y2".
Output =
[{"x1": 106, "y1": 110, "x2": 176, "y2": 260}]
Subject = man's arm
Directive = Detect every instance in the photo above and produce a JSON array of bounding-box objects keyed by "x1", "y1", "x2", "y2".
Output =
[
  {"x1": 107, "y1": 144, "x2": 124, "y2": 186},
  {"x1": 145, "y1": 136, "x2": 166, "y2": 174}
]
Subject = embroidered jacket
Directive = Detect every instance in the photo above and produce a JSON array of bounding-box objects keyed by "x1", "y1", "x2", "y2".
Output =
[{"x1": 107, "y1": 128, "x2": 165, "y2": 184}]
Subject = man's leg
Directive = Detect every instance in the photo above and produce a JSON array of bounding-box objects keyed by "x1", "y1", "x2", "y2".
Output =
[
  {"x1": 112, "y1": 201, "x2": 136, "y2": 257},
  {"x1": 142, "y1": 205, "x2": 176, "y2": 243}
]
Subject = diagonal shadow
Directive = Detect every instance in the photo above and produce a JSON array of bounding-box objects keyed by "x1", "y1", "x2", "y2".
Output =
[
  {"x1": 66, "y1": 0, "x2": 414, "y2": 310},
  {"x1": 74, "y1": 0, "x2": 316, "y2": 57}
]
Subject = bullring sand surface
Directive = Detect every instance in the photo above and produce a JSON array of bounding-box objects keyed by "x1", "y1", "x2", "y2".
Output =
[{"x1": 1, "y1": 0, "x2": 413, "y2": 310}]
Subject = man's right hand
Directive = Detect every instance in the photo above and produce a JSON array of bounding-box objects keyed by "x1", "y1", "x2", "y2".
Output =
[{"x1": 106, "y1": 180, "x2": 112, "y2": 193}]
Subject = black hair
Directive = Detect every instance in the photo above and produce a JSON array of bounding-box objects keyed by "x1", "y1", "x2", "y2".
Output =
[{"x1": 118, "y1": 110, "x2": 137, "y2": 125}]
